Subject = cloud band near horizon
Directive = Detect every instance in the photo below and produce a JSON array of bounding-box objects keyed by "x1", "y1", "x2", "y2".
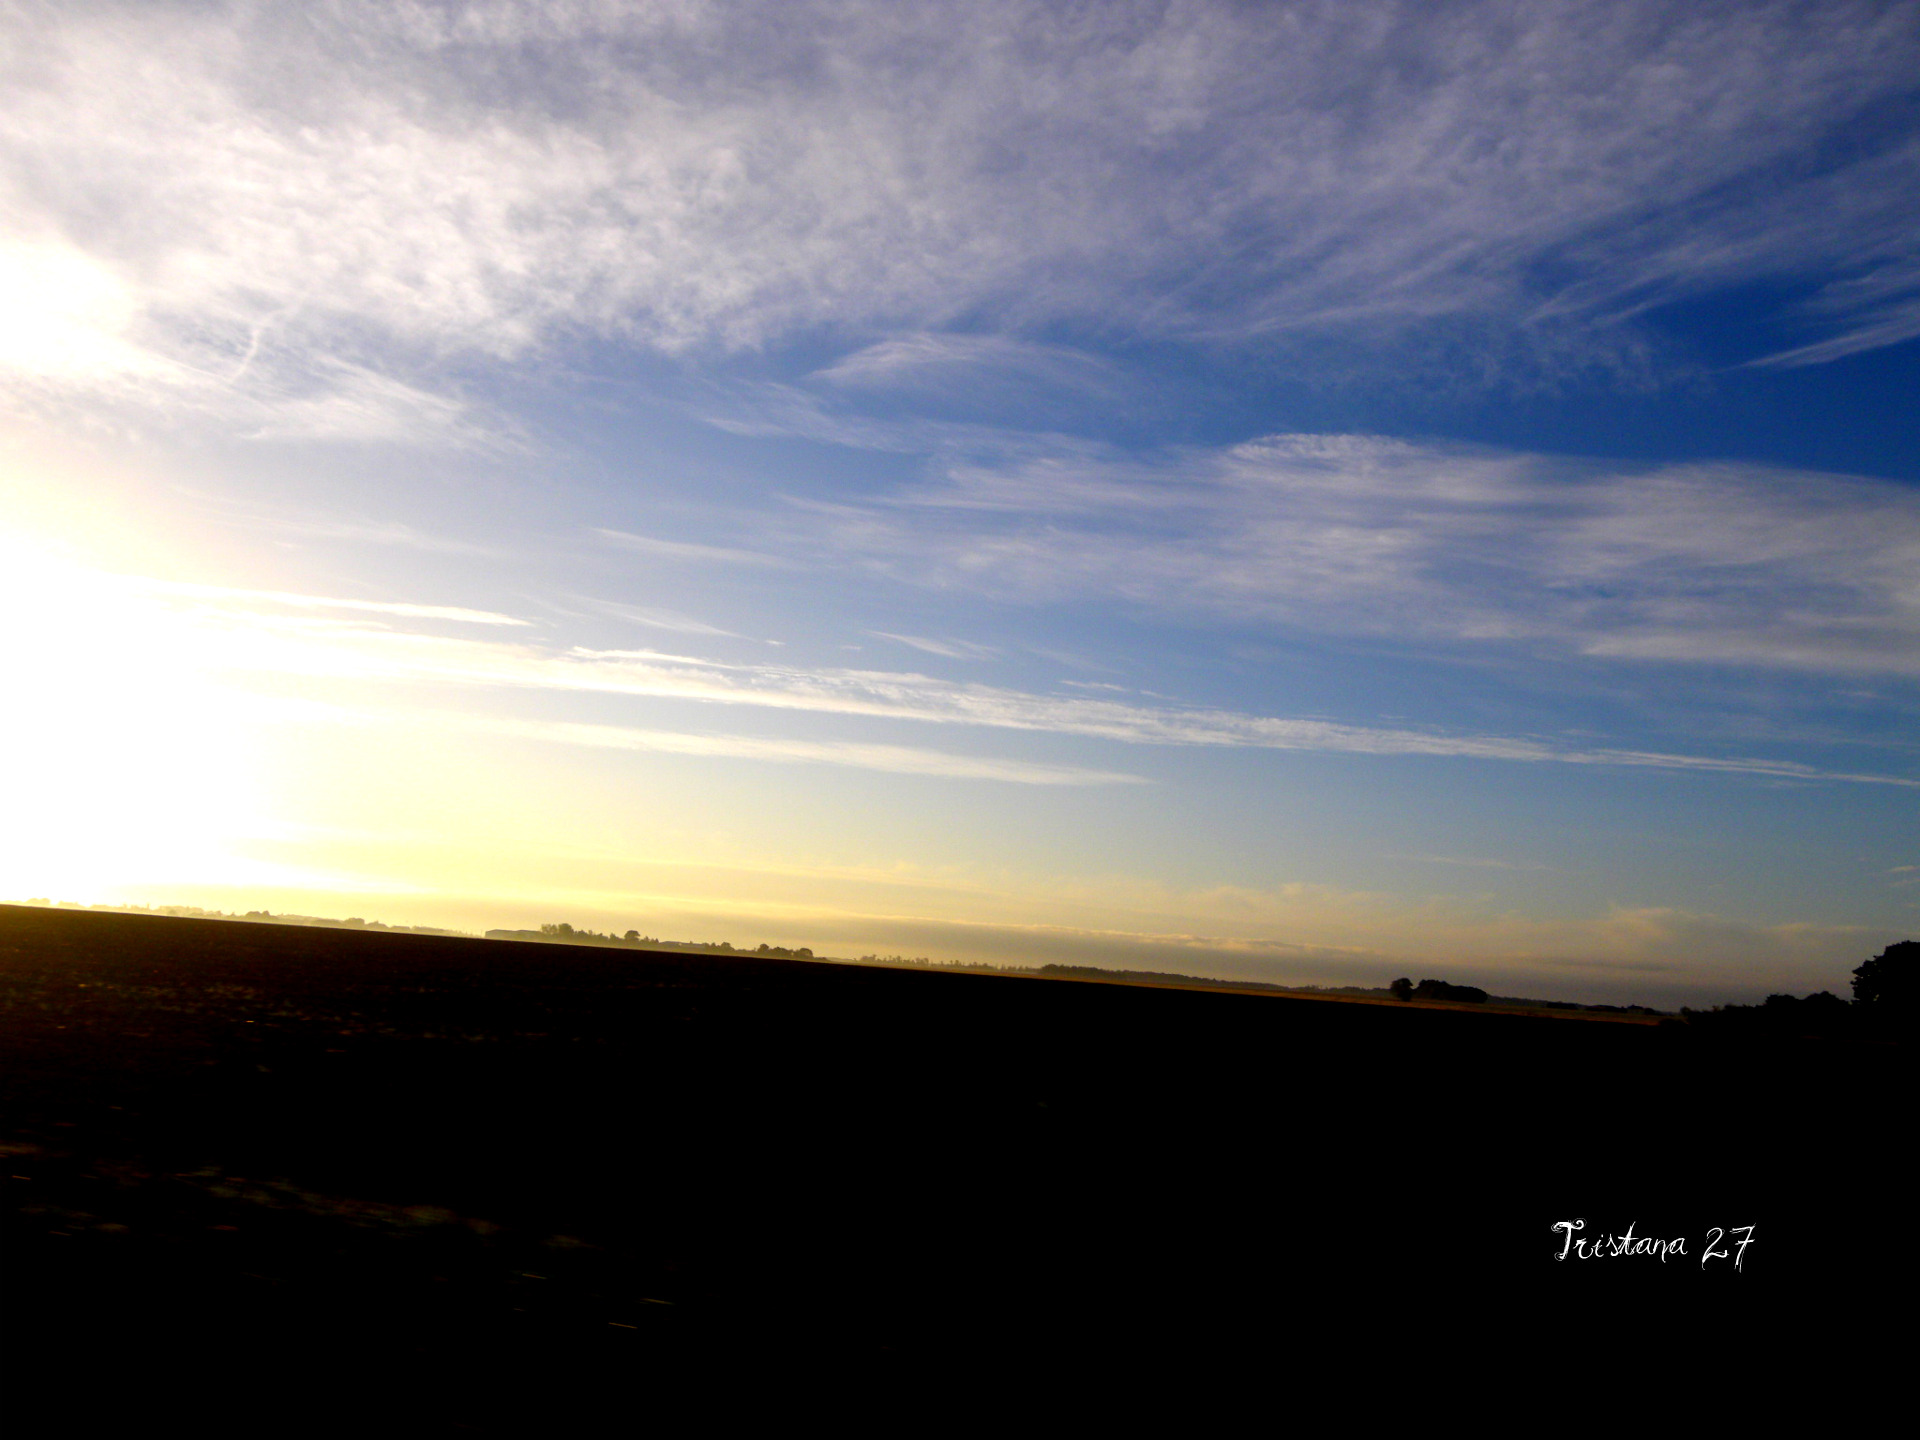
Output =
[{"x1": 140, "y1": 580, "x2": 1919, "y2": 790}]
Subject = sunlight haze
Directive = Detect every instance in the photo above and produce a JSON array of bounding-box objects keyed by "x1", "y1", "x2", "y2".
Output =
[{"x1": 4, "y1": 0, "x2": 1917, "y2": 1006}]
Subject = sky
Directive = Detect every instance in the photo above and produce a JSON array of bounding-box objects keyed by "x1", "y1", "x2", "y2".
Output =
[{"x1": 2, "y1": 0, "x2": 1917, "y2": 1006}]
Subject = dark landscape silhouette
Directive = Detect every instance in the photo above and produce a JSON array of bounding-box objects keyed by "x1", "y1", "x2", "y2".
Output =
[
  {"x1": 2, "y1": 902, "x2": 1902, "y2": 1415},
  {"x1": 30, "y1": 899, "x2": 1686, "y2": 1017}
]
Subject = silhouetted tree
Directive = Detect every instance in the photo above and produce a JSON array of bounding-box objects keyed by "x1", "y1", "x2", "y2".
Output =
[
  {"x1": 1852, "y1": 940, "x2": 1918, "y2": 1013},
  {"x1": 1413, "y1": 978, "x2": 1489, "y2": 1004},
  {"x1": 1389, "y1": 977, "x2": 1413, "y2": 1002}
]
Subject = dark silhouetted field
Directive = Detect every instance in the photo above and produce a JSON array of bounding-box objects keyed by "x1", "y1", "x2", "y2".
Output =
[{"x1": 0, "y1": 904, "x2": 1889, "y2": 1415}]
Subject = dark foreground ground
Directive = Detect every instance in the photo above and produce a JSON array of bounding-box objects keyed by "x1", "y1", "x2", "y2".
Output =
[{"x1": 1, "y1": 905, "x2": 1896, "y2": 1416}]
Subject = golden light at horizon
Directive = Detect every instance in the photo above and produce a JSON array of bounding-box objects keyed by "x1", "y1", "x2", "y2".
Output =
[{"x1": 0, "y1": 528, "x2": 1897, "y2": 1009}]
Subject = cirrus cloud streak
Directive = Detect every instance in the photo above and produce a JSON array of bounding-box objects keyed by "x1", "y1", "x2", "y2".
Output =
[
  {"x1": 776, "y1": 431, "x2": 1920, "y2": 678},
  {"x1": 155, "y1": 592, "x2": 1920, "y2": 788},
  {"x1": 4, "y1": 1, "x2": 1918, "y2": 437}
]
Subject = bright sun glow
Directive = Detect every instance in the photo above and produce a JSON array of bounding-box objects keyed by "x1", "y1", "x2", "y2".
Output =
[
  {"x1": 0, "y1": 239, "x2": 168, "y2": 388},
  {"x1": 0, "y1": 531, "x2": 285, "y2": 899}
]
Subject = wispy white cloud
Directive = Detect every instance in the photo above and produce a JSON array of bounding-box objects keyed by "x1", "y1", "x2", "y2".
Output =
[
  {"x1": 0, "y1": 222, "x2": 493, "y2": 443},
  {"x1": 128, "y1": 577, "x2": 531, "y2": 627},
  {"x1": 266, "y1": 695, "x2": 1142, "y2": 786},
  {"x1": 1752, "y1": 306, "x2": 1920, "y2": 368},
  {"x1": 780, "y1": 432, "x2": 1920, "y2": 678},
  {"x1": 814, "y1": 333, "x2": 1122, "y2": 403},
  {"x1": 467, "y1": 714, "x2": 1146, "y2": 787},
  {"x1": 584, "y1": 599, "x2": 752, "y2": 640},
  {"x1": 160, "y1": 597, "x2": 1919, "y2": 787},
  {"x1": 272, "y1": 518, "x2": 503, "y2": 557},
  {"x1": 869, "y1": 632, "x2": 999, "y2": 661},
  {"x1": 235, "y1": 363, "x2": 489, "y2": 448},
  {"x1": 3, "y1": 0, "x2": 1916, "y2": 440},
  {"x1": 594, "y1": 529, "x2": 793, "y2": 569}
]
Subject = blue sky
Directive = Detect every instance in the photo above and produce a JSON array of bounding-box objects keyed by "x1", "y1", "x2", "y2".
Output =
[{"x1": 2, "y1": 0, "x2": 1917, "y2": 1004}]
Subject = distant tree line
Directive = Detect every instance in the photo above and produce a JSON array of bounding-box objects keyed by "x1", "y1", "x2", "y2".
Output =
[
  {"x1": 485, "y1": 923, "x2": 815, "y2": 960},
  {"x1": 1389, "y1": 977, "x2": 1490, "y2": 1004},
  {"x1": 860, "y1": 954, "x2": 995, "y2": 970},
  {"x1": 26, "y1": 899, "x2": 1897, "y2": 1029},
  {"x1": 1676, "y1": 941, "x2": 1915, "y2": 1039}
]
